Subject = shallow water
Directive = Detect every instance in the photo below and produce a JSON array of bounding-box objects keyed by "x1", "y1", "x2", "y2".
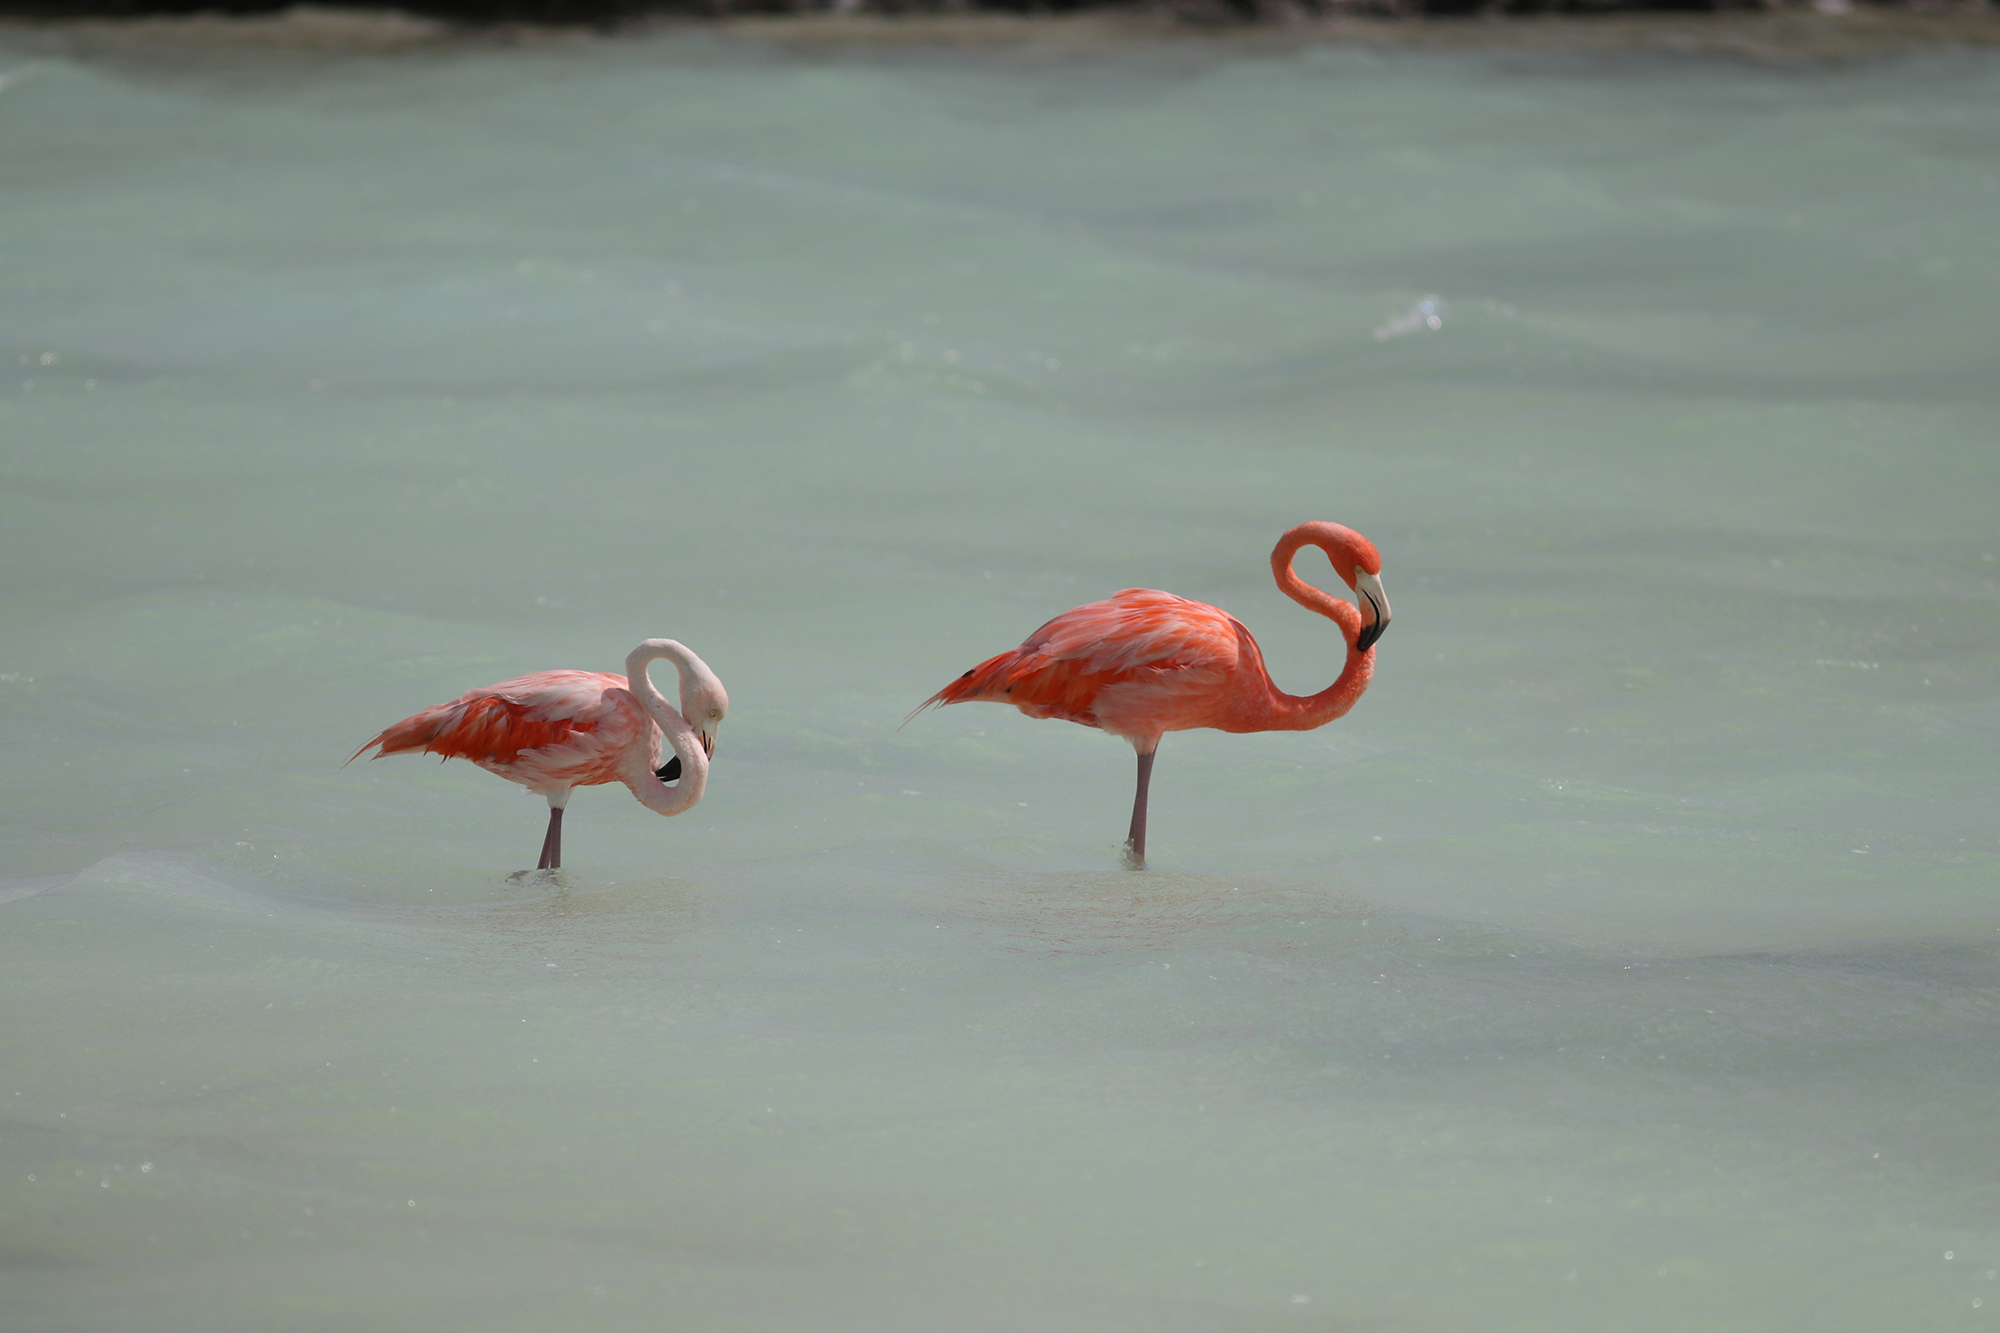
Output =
[{"x1": 3, "y1": 17, "x2": 1999, "y2": 1330}]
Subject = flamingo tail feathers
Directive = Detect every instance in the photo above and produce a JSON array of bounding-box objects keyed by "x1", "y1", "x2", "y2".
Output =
[
  {"x1": 348, "y1": 696, "x2": 595, "y2": 767},
  {"x1": 899, "y1": 650, "x2": 1023, "y2": 729},
  {"x1": 346, "y1": 706, "x2": 455, "y2": 766}
]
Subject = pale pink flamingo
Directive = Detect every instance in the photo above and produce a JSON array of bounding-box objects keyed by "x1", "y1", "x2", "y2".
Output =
[
  {"x1": 910, "y1": 521, "x2": 1388, "y2": 867},
  {"x1": 349, "y1": 639, "x2": 726, "y2": 871}
]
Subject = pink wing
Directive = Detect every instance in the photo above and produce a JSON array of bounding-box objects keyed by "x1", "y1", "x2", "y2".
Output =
[
  {"x1": 917, "y1": 589, "x2": 1257, "y2": 741},
  {"x1": 352, "y1": 670, "x2": 653, "y2": 790}
]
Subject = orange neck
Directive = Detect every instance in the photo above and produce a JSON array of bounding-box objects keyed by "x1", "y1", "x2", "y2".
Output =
[{"x1": 1247, "y1": 523, "x2": 1377, "y2": 732}]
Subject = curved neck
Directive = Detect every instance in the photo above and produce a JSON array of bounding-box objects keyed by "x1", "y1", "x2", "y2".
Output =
[
  {"x1": 622, "y1": 641, "x2": 708, "y2": 815},
  {"x1": 1255, "y1": 526, "x2": 1375, "y2": 731}
]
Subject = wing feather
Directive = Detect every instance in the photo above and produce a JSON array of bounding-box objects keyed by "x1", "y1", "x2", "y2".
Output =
[
  {"x1": 350, "y1": 671, "x2": 630, "y2": 768},
  {"x1": 910, "y1": 589, "x2": 1246, "y2": 734}
]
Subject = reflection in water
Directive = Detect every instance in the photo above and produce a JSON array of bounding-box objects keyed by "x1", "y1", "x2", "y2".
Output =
[
  {"x1": 952, "y1": 871, "x2": 1385, "y2": 957},
  {"x1": 433, "y1": 877, "x2": 714, "y2": 969}
]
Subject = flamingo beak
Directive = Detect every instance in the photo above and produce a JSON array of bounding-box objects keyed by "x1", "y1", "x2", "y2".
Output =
[
  {"x1": 701, "y1": 729, "x2": 716, "y2": 760},
  {"x1": 1354, "y1": 571, "x2": 1391, "y2": 653}
]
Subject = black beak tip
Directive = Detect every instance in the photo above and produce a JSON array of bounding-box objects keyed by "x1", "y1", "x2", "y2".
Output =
[{"x1": 1357, "y1": 619, "x2": 1388, "y2": 653}]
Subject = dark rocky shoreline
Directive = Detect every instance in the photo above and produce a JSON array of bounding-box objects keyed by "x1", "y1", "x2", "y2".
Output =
[
  {"x1": 2, "y1": 0, "x2": 1994, "y2": 26},
  {"x1": 2, "y1": 0, "x2": 1996, "y2": 66}
]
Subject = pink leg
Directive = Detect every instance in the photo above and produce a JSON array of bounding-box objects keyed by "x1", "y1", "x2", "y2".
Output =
[
  {"x1": 1124, "y1": 748, "x2": 1156, "y2": 869},
  {"x1": 537, "y1": 806, "x2": 564, "y2": 871}
]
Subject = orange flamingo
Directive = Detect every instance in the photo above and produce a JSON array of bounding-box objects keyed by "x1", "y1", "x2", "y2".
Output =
[
  {"x1": 910, "y1": 522, "x2": 1388, "y2": 867},
  {"x1": 349, "y1": 639, "x2": 726, "y2": 871}
]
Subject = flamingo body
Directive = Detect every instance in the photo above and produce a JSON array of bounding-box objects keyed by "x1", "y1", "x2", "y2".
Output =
[
  {"x1": 351, "y1": 640, "x2": 725, "y2": 871},
  {"x1": 924, "y1": 588, "x2": 1307, "y2": 749},
  {"x1": 360, "y1": 671, "x2": 660, "y2": 798},
  {"x1": 913, "y1": 522, "x2": 1389, "y2": 866}
]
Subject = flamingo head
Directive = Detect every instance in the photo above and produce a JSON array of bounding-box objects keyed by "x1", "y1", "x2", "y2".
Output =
[
  {"x1": 1353, "y1": 569, "x2": 1391, "y2": 653},
  {"x1": 1308, "y1": 524, "x2": 1390, "y2": 654},
  {"x1": 679, "y1": 674, "x2": 728, "y2": 760}
]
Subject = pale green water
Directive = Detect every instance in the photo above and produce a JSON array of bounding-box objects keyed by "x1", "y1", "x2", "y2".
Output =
[{"x1": 3, "y1": 20, "x2": 1999, "y2": 1331}]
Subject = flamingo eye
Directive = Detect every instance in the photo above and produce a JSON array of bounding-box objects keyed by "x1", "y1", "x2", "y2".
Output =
[{"x1": 708, "y1": 708, "x2": 720, "y2": 719}]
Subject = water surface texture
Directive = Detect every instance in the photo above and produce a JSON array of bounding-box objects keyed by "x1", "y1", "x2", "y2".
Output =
[{"x1": 3, "y1": 20, "x2": 1999, "y2": 1331}]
